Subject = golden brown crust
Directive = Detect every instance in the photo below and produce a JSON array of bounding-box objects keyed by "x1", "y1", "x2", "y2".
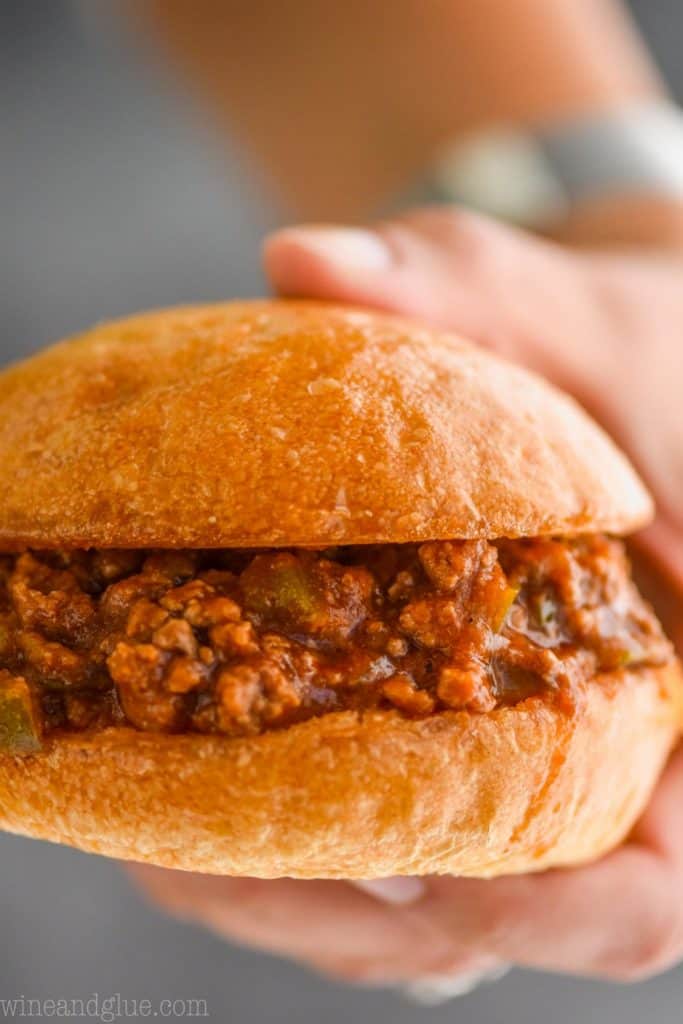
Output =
[
  {"x1": 0, "y1": 300, "x2": 651, "y2": 548},
  {"x1": 0, "y1": 663, "x2": 680, "y2": 878}
]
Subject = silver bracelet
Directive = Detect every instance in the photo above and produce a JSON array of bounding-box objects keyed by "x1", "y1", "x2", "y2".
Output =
[{"x1": 396, "y1": 100, "x2": 683, "y2": 227}]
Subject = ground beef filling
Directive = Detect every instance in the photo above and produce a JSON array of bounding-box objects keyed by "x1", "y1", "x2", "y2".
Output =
[{"x1": 0, "y1": 536, "x2": 670, "y2": 750}]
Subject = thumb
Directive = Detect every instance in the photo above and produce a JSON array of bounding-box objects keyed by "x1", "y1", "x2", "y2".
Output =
[{"x1": 262, "y1": 207, "x2": 590, "y2": 382}]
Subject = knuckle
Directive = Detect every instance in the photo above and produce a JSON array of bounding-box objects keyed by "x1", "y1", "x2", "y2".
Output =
[
  {"x1": 400, "y1": 205, "x2": 491, "y2": 242},
  {"x1": 391, "y1": 206, "x2": 505, "y2": 270}
]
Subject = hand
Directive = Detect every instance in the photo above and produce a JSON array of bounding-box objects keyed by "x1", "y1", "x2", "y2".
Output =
[{"x1": 130, "y1": 205, "x2": 683, "y2": 985}]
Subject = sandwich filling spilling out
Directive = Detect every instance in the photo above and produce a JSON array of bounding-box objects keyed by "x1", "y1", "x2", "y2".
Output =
[{"x1": 0, "y1": 535, "x2": 670, "y2": 752}]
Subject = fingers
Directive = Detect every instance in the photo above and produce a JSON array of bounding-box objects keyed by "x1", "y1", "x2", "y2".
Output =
[
  {"x1": 128, "y1": 867, "x2": 401, "y2": 959},
  {"x1": 126, "y1": 864, "x2": 494, "y2": 983},
  {"x1": 411, "y1": 847, "x2": 683, "y2": 981},
  {"x1": 129, "y1": 799, "x2": 683, "y2": 985}
]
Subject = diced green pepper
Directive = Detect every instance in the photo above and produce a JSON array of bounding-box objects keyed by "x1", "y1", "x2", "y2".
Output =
[
  {"x1": 0, "y1": 674, "x2": 42, "y2": 755},
  {"x1": 242, "y1": 555, "x2": 322, "y2": 629}
]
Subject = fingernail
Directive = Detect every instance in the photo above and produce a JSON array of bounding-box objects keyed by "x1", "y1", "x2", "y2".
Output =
[
  {"x1": 277, "y1": 227, "x2": 393, "y2": 271},
  {"x1": 402, "y1": 964, "x2": 511, "y2": 1005},
  {"x1": 352, "y1": 877, "x2": 426, "y2": 905}
]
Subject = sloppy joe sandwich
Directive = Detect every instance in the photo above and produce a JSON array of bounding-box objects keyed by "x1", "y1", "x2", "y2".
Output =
[{"x1": 0, "y1": 300, "x2": 679, "y2": 878}]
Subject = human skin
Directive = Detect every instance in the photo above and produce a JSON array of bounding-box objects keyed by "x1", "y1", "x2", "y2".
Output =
[
  {"x1": 127, "y1": 0, "x2": 662, "y2": 219},
  {"x1": 129, "y1": 202, "x2": 683, "y2": 985}
]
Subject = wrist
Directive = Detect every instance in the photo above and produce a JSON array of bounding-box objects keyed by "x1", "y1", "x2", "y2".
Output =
[{"x1": 404, "y1": 101, "x2": 683, "y2": 250}]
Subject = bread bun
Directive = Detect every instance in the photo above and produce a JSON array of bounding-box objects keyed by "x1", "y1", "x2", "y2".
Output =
[
  {"x1": 0, "y1": 300, "x2": 651, "y2": 549},
  {"x1": 0, "y1": 299, "x2": 677, "y2": 879},
  {"x1": 0, "y1": 664, "x2": 680, "y2": 878}
]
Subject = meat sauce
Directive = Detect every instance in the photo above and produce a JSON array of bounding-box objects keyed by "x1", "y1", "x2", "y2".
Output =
[{"x1": 0, "y1": 536, "x2": 670, "y2": 751}]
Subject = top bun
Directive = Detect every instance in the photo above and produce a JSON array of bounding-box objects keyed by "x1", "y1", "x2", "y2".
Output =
[{"x1": 0, "y1": 300, "x2": 651, "y2": 548}]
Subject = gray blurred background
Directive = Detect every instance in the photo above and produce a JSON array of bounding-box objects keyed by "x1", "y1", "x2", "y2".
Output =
[{"x1": 2, "y1": 1, "x2": 682, "y2": 1020}]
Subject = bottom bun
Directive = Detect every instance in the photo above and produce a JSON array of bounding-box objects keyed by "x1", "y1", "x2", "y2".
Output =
[{"x1": 0, "y1": 664, "x2": 681, "y2": 878}]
